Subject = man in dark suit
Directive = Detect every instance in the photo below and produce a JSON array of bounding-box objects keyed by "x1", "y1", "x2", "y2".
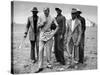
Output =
[
  {"x1": 54, "y1": 8, "x2": 66, "y2": 65},
  {"x1": 76, "y1": 9, "x2": 86, "y2": 64},
  {"x1": 24, "y1": 7, "x2": 39, "y2": 63}
]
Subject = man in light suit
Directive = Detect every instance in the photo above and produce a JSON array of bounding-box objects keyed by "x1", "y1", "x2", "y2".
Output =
[
  {"x1": 24, "y1": 7, "x2": 39, "y2": 63},
  {"x1": 66, "y1": 8, "x2": 82, "y2": 66},
  {"x1": 35, "y1": 8, "x2": 58, "y2": 73}
]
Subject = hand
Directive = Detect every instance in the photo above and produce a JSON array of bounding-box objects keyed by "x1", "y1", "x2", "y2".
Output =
[
  {"x1": 43, "y1": 21, "x2": 47, "y2": 25},
  {"x1": 60, "y1": 35, "x2": 63, "y2": 39},
  {"x1": 24, "y1": 32, "x2": 27, "y2": 38},
  {"x1": 24, "y1": 34, "x2": 27, "y2": 38},
  {"x1": 74, "y1": 42, "x2": 79, "y2": 46}
]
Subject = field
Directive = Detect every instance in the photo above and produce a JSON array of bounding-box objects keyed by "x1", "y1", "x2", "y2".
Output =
[{"x1": 12, "y1": 24, "x2": 97, "y2": 74}]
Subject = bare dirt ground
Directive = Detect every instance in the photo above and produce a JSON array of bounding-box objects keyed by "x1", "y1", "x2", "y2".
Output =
[{"x1": 12, "y1": 24, "x2": 97, "y2": 74}]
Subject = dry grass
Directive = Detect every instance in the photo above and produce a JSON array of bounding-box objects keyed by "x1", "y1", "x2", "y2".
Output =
[{"x1": 12, "y1": 24, "x2": 97, "y2": 74}]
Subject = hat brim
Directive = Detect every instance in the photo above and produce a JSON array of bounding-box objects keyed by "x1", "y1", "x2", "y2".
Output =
[
  {"x1": 77, "y1": 11, "x2": 82, "y2": 14},
  {"x1": 55, "y1": 8, "x2": 62, "y2": 12},
  {"x1": 71, "y1": 12, "x2": 77, "y2": 14},
  {"x1": 31, "y1": 10, "x2": 38, "y2": 12}
]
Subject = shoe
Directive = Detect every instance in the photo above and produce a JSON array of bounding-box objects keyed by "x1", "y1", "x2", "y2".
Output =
[
  {"x1": 74, "y1": 65, "x2": 78, "y2": 69},
  {"x1": 35, "y1": 68, "x2": 44, "y2": 73},
  {"x1": 68, "y1": 65, "x2": 75, "y2": 69},
  {"x1": 31, "y1": 60, "x2": 37, "y2": 63},
  {"x1": 73, "y1": 60, "x2": 78, "y2": 64},
  {"x1": 57, "y1": 67, "x2": 65, "y2": 71},
  {"x1": 60, "y1": 62, "x2": 66, "y2": 65},
  {"x1": 67, "y1": 61, "x2": 71, "y2": 65},
  {"x1": 79, "y1": 61, "x2": 84, "y2": 64},
  {"x1": 47, "y1": 64, "x2": 52, "y2": 69}
]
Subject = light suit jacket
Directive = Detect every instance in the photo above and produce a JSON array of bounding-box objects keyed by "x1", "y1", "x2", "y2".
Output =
[
  {"x1": 66, "y1": 18, "x2": 82, "y2": 45},
  {"x1": 25, "y1": 16, "x2": 40, "y2": 41}
]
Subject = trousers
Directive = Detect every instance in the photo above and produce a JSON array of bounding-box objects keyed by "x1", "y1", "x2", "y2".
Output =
[{"x1": 38, "y1": 38, "x2": 53, "y2": 68}]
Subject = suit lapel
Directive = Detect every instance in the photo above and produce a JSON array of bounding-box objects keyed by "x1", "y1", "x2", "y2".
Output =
[
  {"x1": 68, "y1": 19, "x2": 72, "y2": 32},
  {"x1": 30, "y1": 16, "x2": 34, "y2": 28},
  {"x1": 68, "y1": 19, "x2": 79, "y2": 33}
]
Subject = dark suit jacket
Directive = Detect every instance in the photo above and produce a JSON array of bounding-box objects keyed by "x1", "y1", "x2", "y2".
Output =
[
  {"x1": 78, "y1": 16, "x2": 86, "y2": 34},
  {"x1": 78, "y1": 16, "x2": 86, "y2": 47},
  {"x1": 66, "y1": 18, "x2": 82, "y2": 45},
  {"x1": 55, "y1": 14, "x2": 66, "y2": 36}
]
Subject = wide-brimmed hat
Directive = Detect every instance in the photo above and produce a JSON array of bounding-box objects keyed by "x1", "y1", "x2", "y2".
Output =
[
  {"x1": 71, "y1": 8, "x2": 82, "y2": 14},
  {"x1": 76, "y1": 9, "x2": 82, "y2": 14},
  {"x1": 55, "y1": 8, "x2": 62, "y2": 12},
  {"x1": 71, "y1": 8, "x2": 77, "y2": 14},
  {"x1": 31, "y1": 7, "x2": 38, "y2": 12}
]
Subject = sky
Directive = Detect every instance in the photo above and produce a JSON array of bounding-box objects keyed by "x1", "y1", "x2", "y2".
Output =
[{"x1": 13, "y1": 1, "x2": 98, "y2": 24}]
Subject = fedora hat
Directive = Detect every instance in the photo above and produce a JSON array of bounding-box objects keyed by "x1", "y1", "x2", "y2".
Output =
[
  {"x1": 31, "y1": 7, "x2": 38, "y2": 12},
  {"x1": 76, "y1": 9, "x2": 82, "y2": 14},
  {"x1": 71, "y1": 8, "x2": 77, "y2": 14},
  {"x1": 55, "y1": 8, "x2": 62, "y2": 12}
]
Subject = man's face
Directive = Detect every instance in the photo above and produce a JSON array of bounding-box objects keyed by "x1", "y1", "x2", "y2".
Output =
[
  {"x1": 44, "y1": 10, "x2": 50, "y2": 17},
  {"x1": 32, "y1": 11, "x2": 38, "y2": 15},
  {"x1": 76, "y1": 13, "x2": 80, "y2": 17},
  {"x1": 71, "y1": 13, "x2": 77, "y2": 20},
  {"x1": 56, "y1": 10, "x2": 61, "y2": 15}
]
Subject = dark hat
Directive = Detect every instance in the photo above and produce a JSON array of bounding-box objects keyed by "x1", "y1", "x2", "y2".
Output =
[
  {"x1": 31, "y1": 7, "x2": 38, "y2": 12},
  {"x1": 55, "y1": 8, "x2": 62, "y2": 12}
]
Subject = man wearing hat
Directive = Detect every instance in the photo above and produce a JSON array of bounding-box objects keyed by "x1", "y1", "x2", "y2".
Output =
[
  {"x1": 76, "y1": 9, "x2": 86, "y2": 64},
  {"x1": 24, "y1": 7, "x2": 39, "y2": 63},
  {"x1": 54, "y1": 8, "x2": 66, "y2": 65},
  {"x1": 66, "y1": 8, "x2": 82, "y2": 66}
]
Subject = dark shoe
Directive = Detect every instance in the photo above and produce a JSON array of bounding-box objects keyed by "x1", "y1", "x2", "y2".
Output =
[
  {"x1": 68, "y1": 65, "x2": 75, "y2": 69},
  {"x1": 31, "y1": 60, "x2": 37, "y2": 63},
  {"x1": 47, "y1": 64, "x2": 52, "y2": 69},
  {"x1": 79, "y1": 61, "x2": 84, "y2": 64},
  {"x1": 60, "y1": 62, "x2": 66, "y2": 65},
  {"x1": 34, "y1": 60, "x2": 37, "y2": 63},
  {"x1": 35, "y1": 68, "x2": 44, "y2": 73},
  {"x1": 57, "y1": 67, "x2": 65, "y2": 71}
]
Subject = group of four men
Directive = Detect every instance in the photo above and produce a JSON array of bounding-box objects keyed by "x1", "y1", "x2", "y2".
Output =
[{"x1": 24, "y1": 7, "x2": 86, "y2": 73}]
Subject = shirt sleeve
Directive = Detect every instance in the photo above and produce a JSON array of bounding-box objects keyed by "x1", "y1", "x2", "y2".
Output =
[
  {"x1": 37, "y1": 17, "x2": 44, "y2": 27},
  {"x1": 62, "y1": 16, "x2": 66, "y2": 35}
]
